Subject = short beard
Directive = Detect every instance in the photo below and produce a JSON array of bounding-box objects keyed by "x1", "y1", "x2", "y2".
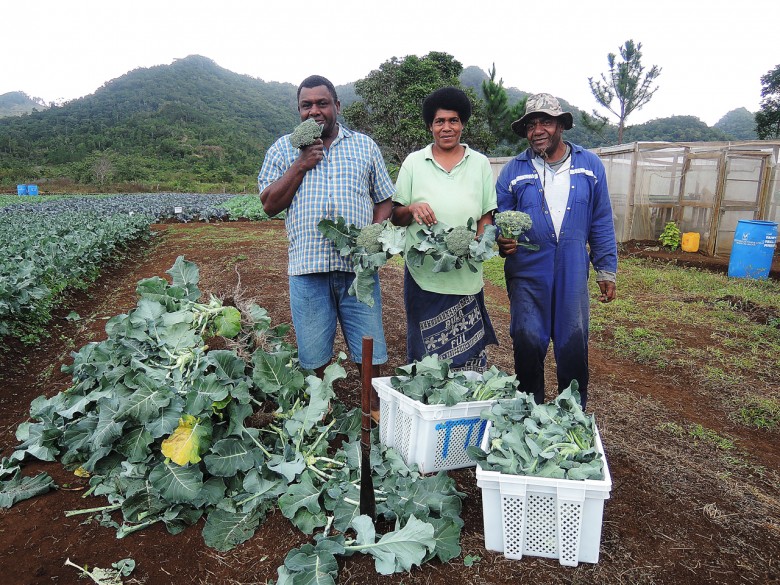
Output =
[{"x1": 533, "y1": 143, "x2": 552, "y2": 160}]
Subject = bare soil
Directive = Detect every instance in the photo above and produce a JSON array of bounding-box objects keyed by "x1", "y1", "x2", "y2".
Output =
[{"x1": 0, "y1": 222, "x2": 778, "y2": 585}]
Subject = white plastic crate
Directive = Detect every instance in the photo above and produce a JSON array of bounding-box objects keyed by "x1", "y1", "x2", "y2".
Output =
[
  {"x1": 475, "y1": 422, "x2": 612, "y2": 566},
  {"x1": 372, "y1": 374, "x2": 494, "y2": 474}
]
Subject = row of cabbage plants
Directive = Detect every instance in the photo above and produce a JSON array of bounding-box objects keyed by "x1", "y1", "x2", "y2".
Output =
[{"x1": 0, "y1": 193, "x2": 267, "y2": 343}]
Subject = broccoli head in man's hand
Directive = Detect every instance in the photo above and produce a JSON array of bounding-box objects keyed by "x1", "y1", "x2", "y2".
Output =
[{"x1": 290, "y1": 118, "x2": 323, "y2": 149}]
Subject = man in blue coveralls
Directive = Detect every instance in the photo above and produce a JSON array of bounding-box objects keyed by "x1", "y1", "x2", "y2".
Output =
[{"x1": 495, "y1": 93, "x2": 617, "y2": 410}]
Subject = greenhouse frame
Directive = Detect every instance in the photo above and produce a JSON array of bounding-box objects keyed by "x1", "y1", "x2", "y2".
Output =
[{"x1": 490, "y1": 140, "x2": 780, "y2": 256}]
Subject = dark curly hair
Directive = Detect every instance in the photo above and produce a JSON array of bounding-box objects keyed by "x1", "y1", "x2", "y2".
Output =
[
  {"x1": 297, "y1": 75, "x2": 338, "y2": 102},
  {"x1": 422, "y1": 87, "x2": 472, "y2": 127}
]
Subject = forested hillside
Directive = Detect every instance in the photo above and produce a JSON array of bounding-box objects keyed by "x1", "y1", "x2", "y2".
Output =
[
  {"x1": 0, "y1": 92, "x2": 49, "y2": 117},
  {"x1": 0, "y1": 56, "x2": 301, "y2": 192},
  {"x1": 0, "y1": 56, "x2": 760, "y2": 193}
]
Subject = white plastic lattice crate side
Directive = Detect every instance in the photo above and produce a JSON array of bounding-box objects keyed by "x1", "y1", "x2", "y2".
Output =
[
  {"x1": 395, "y1": 395, "x2": 427, "y2": 468},
  {"x1": 475, "y1": 421, "x2": 612, "y2": 566},
  {"x1": 568, "y1": 487, "x2": 607, "y2": 564},
  {"x1": 555, "y1": 483, "x2": 587, "y2": 566},
  {"x1": 371, "y1": 375, "x2": 494, "y2": 472},
  {"x1": 432, "y1": 416, "x2": 488, "y2": 472},
  {"x1": 376, "y1": 384, "x2": 397, "y2": 449},
  {"x1": 394, "y1": 403, "x2": 415, "y2": 463},
  {"x1": 475, "y1": 472, "x2": 505, "y2": 552}
]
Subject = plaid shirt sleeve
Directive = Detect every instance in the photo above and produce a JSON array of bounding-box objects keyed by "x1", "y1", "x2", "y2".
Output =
[{"x1": 257, "y1": 136, "x2": 292, "y2": 195}]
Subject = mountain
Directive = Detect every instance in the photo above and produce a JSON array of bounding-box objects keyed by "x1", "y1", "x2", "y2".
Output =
[
  {"x1": 714, "y1": 108, "x2": 757, "y2": 140},
  {"x1": 0, "y1": 55, "x2": 301, "y2": 190},
  {"x1": 0, "y1": 57, "x2": 762, "y2": 192},
  {"x1": 0, "y1": 92, "x2": 49, "y2": 117}
]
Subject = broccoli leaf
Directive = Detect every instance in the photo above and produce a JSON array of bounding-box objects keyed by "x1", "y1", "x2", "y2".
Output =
[
  {"x1": 203, "y1": 437, "x2": 262, "y2": 477},
  {"x1": 0, "y1": 471, "x2": 56, "y2": 508},
  {"x1": 317, "y1": 217, "x2": 358, "y2": 256},
  {"x1": 161, "y1": 415, "x2": 212, "y2": 466},
  {"x1": 279, "y1": 471, "x2": 323, "y2": 522},
  {"x1": 350, "y1": 514, "x2": 436, "y2": 575},
  {"x1": 282, "y1": 539, "x2": 344, "y2": 585},
  {"x1": 148, "y1": 459, "x2": 204, "y2": 503},
  {"x1": 202, "y1": 507, "x2": 265, "y2": 552}
]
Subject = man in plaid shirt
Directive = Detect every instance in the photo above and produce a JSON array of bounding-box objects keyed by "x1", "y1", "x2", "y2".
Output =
[{"x1": 258, "y1": 75, "x2": 394, "y2": 384}]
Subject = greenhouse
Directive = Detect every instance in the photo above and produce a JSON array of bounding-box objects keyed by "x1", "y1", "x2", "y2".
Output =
[{"x1": 491, "y1": 140, "x2": 780, "y2": 256}]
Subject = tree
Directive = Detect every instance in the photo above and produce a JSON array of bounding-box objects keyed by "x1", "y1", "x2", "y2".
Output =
[
  {"x1": 588, "y1": 39, "x2": 661, "y2": 144},
  {"x1": 481, "y1": 64, "x2": 526, "y2": 155},
  {"x1": 91, "y1": 155, "x2": 115, "y2": 185},
  {"x1": 342, "y1": 52, "x2": 494, "y2": 165},
  {"x1": 755, "y1": 64, "x2": 780, "y2": 139}
]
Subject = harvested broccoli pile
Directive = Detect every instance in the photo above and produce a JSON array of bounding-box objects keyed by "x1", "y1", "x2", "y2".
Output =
[
  {"x1": 391, "y1": 354, "x2": 519, "y2": 406},
  {"x1": 290, "y1": 118, "x2": 323, "y2": 148},
  {"x1": 318, "y1": 217, "x2": 406, "y2": 306},
  {"x1": 467, "y1": 381, "x2": 605, "y2": 481},
  {"x1": 494, "y1": 210, "x2": 539, "y2": 250},
  {"x1": 407, "y1": 218, "x2": 498, "y2": 273}
]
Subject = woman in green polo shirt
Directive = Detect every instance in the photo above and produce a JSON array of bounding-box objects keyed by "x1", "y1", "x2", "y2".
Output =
[{"x1": 391, "y1": 87, "x2": 498, "y2": 371}]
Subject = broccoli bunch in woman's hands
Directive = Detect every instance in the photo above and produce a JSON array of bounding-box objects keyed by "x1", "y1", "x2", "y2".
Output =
[
  {"x1": 444, "y1": 225, "x2": 475, "y2": 257},
  {"x1": 290, "y1": 118, "x2": 323, "y2": 148},
  {"x1": 407, "y1": 218, "x2": 498, "y2": 273}
]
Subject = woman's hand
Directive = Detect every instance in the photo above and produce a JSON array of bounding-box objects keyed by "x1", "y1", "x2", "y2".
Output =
[{"x1": 408, "y1": 202, "x2": 437, "y2": 226}]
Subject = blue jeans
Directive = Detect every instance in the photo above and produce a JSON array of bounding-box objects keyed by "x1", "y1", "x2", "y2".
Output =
[{"x1": 289, "y1": 271, "x2": 388, "y2": 370}]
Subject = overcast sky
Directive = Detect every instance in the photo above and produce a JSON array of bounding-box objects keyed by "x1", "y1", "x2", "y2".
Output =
[{"x1": 2, "y1": 0, "x2": 776, "y2": 126}]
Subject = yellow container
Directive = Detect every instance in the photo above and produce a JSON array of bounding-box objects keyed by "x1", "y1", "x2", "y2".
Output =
[{"x1": 681, "y1": 232, "x2": 700, "y2": 253}]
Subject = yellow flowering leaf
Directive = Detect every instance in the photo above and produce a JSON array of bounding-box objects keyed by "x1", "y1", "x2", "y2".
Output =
[{"x1": 161, "y1": 414, "x2": 211, "y2": 466}]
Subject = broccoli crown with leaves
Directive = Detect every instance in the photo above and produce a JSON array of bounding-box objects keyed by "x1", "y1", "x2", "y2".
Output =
[
  {"x1": 355, "y1": 223, "x2": 385, "y2": 253},
  {"x1": 494, "y1": 210, "x2": 533, "y2": 240},
  {"x1": 290, "y1": 118, "x2": 323, "y2": 149},
  {"x1": 444, "y1": 225, "x2": 475, "y2": 257}
]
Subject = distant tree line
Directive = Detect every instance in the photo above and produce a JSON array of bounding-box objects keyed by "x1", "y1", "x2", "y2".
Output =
[{"x1": 0, "y1": 53, "x2": 763, "y2": 193}]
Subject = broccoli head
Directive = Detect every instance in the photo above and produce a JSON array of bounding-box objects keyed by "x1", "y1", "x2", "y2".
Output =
[
  {"x1": 444, "y1": 225, "x2": 475, "y2": 257},
  {"x1": 290, "y1": 118, "x2": 323, "y2": 149},
  {"x1": 355, "y1": 223, "x2": 385, "y2": 253},
  {"x1": 494, "y1": 210, "x2": 533, "y2": 240}
]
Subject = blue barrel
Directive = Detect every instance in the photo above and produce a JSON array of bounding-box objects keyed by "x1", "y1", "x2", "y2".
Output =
[
  {"x1": 728, "y1": 220, "x2": 778, "y2": 279},
  {"x1": 27, "y1": 184, "x2": 39, "y2": 196},
  {"x1": 17, "y1": 184, "x2": 27, "y2": 195}
]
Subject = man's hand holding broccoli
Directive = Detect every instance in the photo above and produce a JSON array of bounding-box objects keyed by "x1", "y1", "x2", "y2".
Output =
[
  {"x1": 495, "y1": 210, "x2": 539, "y2": 254},
  {"x1": 291, "y1": 118, "x2": 324, "y2": 172}
]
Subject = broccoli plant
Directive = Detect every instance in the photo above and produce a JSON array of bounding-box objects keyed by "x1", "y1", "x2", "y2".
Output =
[
  {"x1": 494, "y1": 210, "x2": 539, "y2": 251},
  {"x1": 290, "y1": 118, "x2": 323, "y2": 149},
  {"x1": 318, "y1": 217, "x2": 405, "y2": 306},
  {"x1": 406, "y1": 218, "x2": 498, "y2": 273},
  {"x1": 659, "y1": 221, "x2": 681, "y2": 251}
]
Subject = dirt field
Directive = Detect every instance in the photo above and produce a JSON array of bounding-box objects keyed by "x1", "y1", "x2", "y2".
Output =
[{"x1": 0, "y1": 221, "x2": 778, "y2": 585}]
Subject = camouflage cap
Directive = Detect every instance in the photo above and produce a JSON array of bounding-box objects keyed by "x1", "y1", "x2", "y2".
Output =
[{"x1": 511, "y1": 93, "x2": 574, "y2": 135}]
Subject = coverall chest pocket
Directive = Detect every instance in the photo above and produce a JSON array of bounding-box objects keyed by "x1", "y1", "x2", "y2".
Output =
[
  {"x1": 512, "y1": 178, "x2": 542, "y2": 211},
  {"x1": 512, "y1": 178, "x2": 546, "y2": 242},
  {"x1": 572, "y1": 173, "x2": 595, "y2": 205}
]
